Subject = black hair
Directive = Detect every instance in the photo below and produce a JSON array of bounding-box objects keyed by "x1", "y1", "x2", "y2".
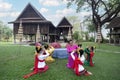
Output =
[
  {"x1": 44, "y1": 44, "x2": 49, "y2": 49},
  {"x1": 79, "y1": 49, "x2": 84, "y2": 57},
  {"x1": 91, "y1": 46, "x2": 94, "y2": 51},
  {"x1": 68, "y1": 39, "x2": 72, "y2": 43},
  {"x1": 35, "y1": 47, "x2": 42, "y2": 53},
  {"x1": 78, "y1": 44, "x2": 82, "y2": 47}
]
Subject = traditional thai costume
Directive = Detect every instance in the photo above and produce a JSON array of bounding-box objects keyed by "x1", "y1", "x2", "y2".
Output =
[
  {"x1": 84, "y1": 47, "x2": 94, "y2": 66},
  {"x1": 45, "y1": 46, "x2": 55, "y2": 63},
  {"x1": 77, "y1": 47, "x2": 85, "y2": 63},
  {"x1": 23, "y1": 50, "x2": 49, "y2": 79},
  {"x1": 71, "y1": 51, "x2": 92, "y2": 76},
  {"x1": 66, "y1": 44, "x2": 78, "y2": 68}
]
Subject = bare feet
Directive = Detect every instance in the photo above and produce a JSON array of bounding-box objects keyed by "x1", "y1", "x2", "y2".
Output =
[{"x1": 84, "y1": 71, "x2": 92, "y2": 76}]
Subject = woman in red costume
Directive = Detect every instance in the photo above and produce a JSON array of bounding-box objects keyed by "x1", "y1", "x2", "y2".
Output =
[
  {"x1": 23, "y1": 43, "x2": 49, "y2": 79},
  {"x1": 71, "y1": 50, "x2": 92, "y2": 76}
]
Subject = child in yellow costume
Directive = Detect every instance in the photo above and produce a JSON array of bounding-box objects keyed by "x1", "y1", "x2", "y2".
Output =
[{"x1": 44, "y1": 44, "x2": 55, "y2": 63}]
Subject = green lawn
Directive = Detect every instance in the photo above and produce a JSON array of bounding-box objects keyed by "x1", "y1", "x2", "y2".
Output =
[{"x1": 0, "y1": 42, "x2": 120, "y2": 80}]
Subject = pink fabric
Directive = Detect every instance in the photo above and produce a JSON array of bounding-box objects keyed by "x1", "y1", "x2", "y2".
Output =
[
  {"x1": 66, "y1": 44, "x2": 78, "y2": 68},
  {"x1": 67, "y1": 44, "x2": 78, "y2": 53},
  {"x1": 35, "y1": 43, "x2": 41, "y2": 46},
  {"x1": 50, "y1": 42, "x2": 61, "y2": 48}
]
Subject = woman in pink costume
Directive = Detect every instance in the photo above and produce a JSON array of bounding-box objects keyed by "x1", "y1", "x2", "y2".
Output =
[{"x1": 66, "y1": 40, "x2": 78, "y2": 68}]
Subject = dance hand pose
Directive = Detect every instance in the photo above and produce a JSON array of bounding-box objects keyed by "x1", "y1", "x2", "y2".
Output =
[
  {"x1": 23, "y1": 47, "x2": 49, "y2": 79},
  {"x1": 66, "y1": 40, "x2": 78, "y2": 68},
  {"x1": 71, "y1": 51, "x2": 92, "y2": 76},
  {"x1": 84, "y1": 46, "x2": 95, "y2": 66},
  {"x1": 44, "y1": 44, "x2": 55, "y2": 63}
]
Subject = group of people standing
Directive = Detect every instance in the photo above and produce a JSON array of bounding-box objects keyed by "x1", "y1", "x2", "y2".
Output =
[{"x1": 23, "y1": 39, "x2": 95, "y2": 79}]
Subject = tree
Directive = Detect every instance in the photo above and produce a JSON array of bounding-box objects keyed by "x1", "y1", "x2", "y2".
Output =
[
  {"x1": 67, "y1": 16, "x2": 83, "y2": 38},
  {"x1": 87, "y1": 23, "x2": 96, "y2": 33},
  {"x1": 73, "y1": 31, "x2": 81, "y2": 43},
  {"x1": 87, "y1": 22, "x2": 96, "y2": 41},
  {"x1": 0, "y1": 21, "x2": 4, "y2": 41},
  {"x1": 83, "y1": 31, "x2": 89, "y2": 41},
  {"x1": 67, "y1": 16, "x2": 80, "y2": 32},
  {"x1": 0, "y1": 21, "x2": 12, "y2": 41},
  {"x1": 67, "y1": 16, "x2": 79, "y2": 26},
  {"x1": 3, "y1": 26, "x2": 12, "y2": 42},
  {"x1": 67, "y1": 0, "x2": 120, "y2": 43}
]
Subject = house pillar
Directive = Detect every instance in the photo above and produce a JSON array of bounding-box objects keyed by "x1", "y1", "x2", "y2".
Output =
[
  {"x1": 119, "y1": 38, "x2": 120, "y2": 45},
  {"x1": 35, "y1": 35, "x2": 37, "y2": 43},
  {"x1": 14, "y1": 34, "x2": 16, "y2": 44},
  {"x1": 109, "y1": 29, "x2": 112, "y2": 44},
  {"x1": 47, "y1": 34, "x2": 49, "y2": 43},
  {"x1": 114, "y1": 35, "x2": 116, "y2": 44},
  {"x1": 109, "y1": 34, "x2": 111, "y2": 43}
]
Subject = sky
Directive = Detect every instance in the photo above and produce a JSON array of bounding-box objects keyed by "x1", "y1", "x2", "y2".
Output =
[{"x1": 0, "y1": 0, "x2": 108, "y2": 38}]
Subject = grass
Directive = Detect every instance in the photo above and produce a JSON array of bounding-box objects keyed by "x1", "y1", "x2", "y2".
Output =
[{"x1": 0, "y1": 42, "x2": 120, "y2": 80}]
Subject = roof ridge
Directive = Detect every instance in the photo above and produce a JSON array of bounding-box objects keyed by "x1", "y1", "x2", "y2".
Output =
[
  {"x1": 15, "y1": 3, "x2": 46, "y2": 21},
  {"x1": 57, "y1": 17, "x2": 73, "y2": 27}
]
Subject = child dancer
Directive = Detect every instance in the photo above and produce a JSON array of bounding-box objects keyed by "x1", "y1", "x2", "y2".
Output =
[
  {"x1": 89, "y1": 46, "x2": 94, "y2": 66},
  {"x1": 23, "y1": 43, "x2": 49, "y2": 79},
  {"x1": 71, "y1": 50, "x2": 92, "y2": 76},
  {"x1": 84, "y1": 46, "x2": 94, "y2": 66},
  {"x1": 77, "y1": 44, "x2": 85, "y2": 63},
  {"x1": 44, "y1": 44, "x2": 55, "y2": 63}
]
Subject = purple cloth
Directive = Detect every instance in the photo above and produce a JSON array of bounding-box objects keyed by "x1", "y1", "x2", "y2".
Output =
[{"x1": 66, "y1": 44, "x2": 78, "y2": 68}]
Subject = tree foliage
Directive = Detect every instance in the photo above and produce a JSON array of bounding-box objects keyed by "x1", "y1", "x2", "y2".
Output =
[
  {"x1": 67, "y1": 0, "x2": 120, "y2": 42},
  {"x1": 67, "y1": 0, "x2": 120, "y2": 27},
  {"x1": 87, "y1": 23, "x2": 96, "y2": 33},
  {"x1": 73, "y1": 31, "x2": 81, "y2": 43},
  {"x1": 67, "y1": 16, "x2": 81, "y2": 34},
  {"x1": 67, "y1": 16, "x2": 79, "y2": 25},
  {"x1": 0, "y1": 21, "x2": 12, "y2": 41}
]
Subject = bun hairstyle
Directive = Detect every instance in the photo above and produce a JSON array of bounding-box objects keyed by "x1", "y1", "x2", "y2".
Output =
[
  {"x1": 78, "y1": 44, "x2": 82, "y2": 47},
  {"x1": 68, "y1": 39, "x2": 72, "y2": 43},
  {"x1": 90, "y1": 46, "x2": 94, "y2": 51},
  {"x1": 35, "y1": 43, "x2": 42, "y2": 53},
  {"x1": 36, "y1": 47, "x2": 42, "y2": 53},
  {"x1": 44, "y1": 44, "x2": 49, "y2": 49},
  {"x1": 79, "y1": 49, "x2": 84, "y2": 57},
  {"x1": 77, "y1": 47, "x2": 84, "y2": 57}
]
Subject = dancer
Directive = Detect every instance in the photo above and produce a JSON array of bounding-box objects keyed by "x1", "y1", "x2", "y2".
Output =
[
  {"x1": 89, "y1": 46, "x2": 95, "y2": 66},
  {"x1": 77, "y1": 44, "x2": 85, "y2": 63},
  {"x1": 23, "y1": 44, "x2": 49, "y2": 79},
  {"x1": 66, "y1": 39, "x2": 78, "y2": 68},
  {"x1": 84, "y1": 46, "x2": 95, "y2": 66},
  {"x1": 44, "y1": 44, "x2": 55, "y2": 63},
  {"x1": 71, "y1": 51, "x2": 92, "y2": 76}
]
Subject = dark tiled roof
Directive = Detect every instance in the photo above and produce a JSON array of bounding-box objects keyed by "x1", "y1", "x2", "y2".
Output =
[
  {"x1": 13, "y1": 3, "x2": 47, "y2": 22},
  {"x1": 9, "y1": 3, "x2": 56, "y2": 28},
  {"x1": 57, "y1": 17, "x2": 73, "y2": 28},
  {"x1": 107, "y1": 17, "x2": 120, "y2": 28}
]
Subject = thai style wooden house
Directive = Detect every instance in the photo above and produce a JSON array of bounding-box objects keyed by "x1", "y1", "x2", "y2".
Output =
[
  {"x1": 106, "y1": 17, "x2": 120, "y2": 45},
  {"x1": 56, "y1": 17, "x2": 73, "y2": 42},
  {"x1": 9, "y1": 3, "x2": 56, "y2": 43},
  {"x1": 9, "y1": 3, "x2": 73, "y2": 43}
]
